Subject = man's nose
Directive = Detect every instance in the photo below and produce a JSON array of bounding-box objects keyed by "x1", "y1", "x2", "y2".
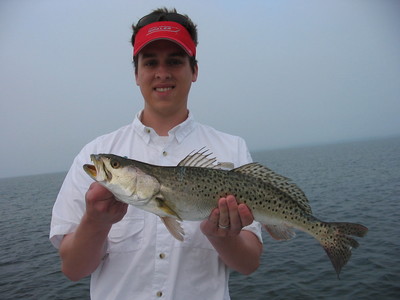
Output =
[{"x1": 155, "y1": 64, "x2": 171, "y2": 80}]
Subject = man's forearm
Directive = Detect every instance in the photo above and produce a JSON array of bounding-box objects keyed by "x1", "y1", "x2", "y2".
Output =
[
  {"x1": 59, "y1": 214, "x2": 111, "y2": 281},
  {"x1": 208, "y1": 230, "x2": 262, "y2": 275}
]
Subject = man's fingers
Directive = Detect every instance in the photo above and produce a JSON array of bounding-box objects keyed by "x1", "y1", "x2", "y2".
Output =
[
  {"x1": 217, "y1": 198, "x2": 230, "y2": 229},
  {"x1": 225, "y1": 195, "x2": 242, "y2": 232},
  {"x1": 238, "y1": 203, "x2": 254, "y2": 227},
  {"x1": 201, "y1": 195, "x2": 255, "y2": 238},
  {"x1": 86, "y1": 182, "x2": 114, "y2": 204}
]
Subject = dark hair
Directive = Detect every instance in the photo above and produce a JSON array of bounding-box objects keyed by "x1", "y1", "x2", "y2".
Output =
[{"x1": 131, "y1": 8, "x2": 198, "y2": 73}]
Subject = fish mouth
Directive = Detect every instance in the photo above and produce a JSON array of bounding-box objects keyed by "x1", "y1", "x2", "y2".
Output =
[
  {"x1": 83, "y1": 164, "x2": 97, "y2": 178},
  {"x1": 83, "y1": 154, "x2": 103, "y2": 180},
  {"x1": 83, "y1": 154, "x2": 113, "y2": 182}
]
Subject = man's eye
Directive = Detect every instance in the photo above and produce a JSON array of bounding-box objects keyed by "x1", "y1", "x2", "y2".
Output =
[
  {"x1": 144, "y1": 60, "x2": 157, "y2": 67},
  {"x1": 168, "y1": 59, "x2": 183, "y2": 66}
]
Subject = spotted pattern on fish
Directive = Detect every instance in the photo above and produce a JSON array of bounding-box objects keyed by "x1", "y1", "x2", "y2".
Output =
[{"x1": 233, "y1": 163, "x2": 312, "y2": 214}]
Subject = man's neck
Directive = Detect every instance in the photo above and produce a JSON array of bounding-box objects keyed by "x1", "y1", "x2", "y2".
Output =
[{"x1": 140, "y1": 108, "x2": 189, "y2": 136}]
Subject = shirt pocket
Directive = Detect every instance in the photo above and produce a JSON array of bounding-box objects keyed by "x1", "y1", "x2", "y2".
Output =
[{"x1": 107, "y1": 208, "x2": 145, "y2": 253}]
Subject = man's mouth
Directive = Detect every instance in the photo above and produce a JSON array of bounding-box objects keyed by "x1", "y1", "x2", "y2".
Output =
[{"x1": 154, "y1": 86, "x2": 174, "y2": 92}]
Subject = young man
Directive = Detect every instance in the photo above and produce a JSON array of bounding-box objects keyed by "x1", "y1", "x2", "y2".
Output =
[{"x1": 50, "y1": 8, "x2": 263, "y2": 300}]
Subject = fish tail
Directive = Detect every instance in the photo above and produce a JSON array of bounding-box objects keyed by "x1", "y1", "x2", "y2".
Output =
[{"x1": 317, "y1": 222, "x2": 368, "y2": 278}]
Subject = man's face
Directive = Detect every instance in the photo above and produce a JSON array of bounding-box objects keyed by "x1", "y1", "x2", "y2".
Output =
[{"x1": 135, "y1": 40, "x2": 198, "y2": 118}]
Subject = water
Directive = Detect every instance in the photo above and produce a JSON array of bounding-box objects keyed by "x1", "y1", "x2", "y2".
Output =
[
  {"x1": 1, "y1": 137, "x2": 399, "y2": 299},
  {"x1": 0, "y1": 173, "x2": 90, "y2": 299}
]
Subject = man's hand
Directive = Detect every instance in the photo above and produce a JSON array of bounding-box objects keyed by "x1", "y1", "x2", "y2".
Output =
[
  {"x1": 200, "y1": 195, "x2": 262, "y2": 275},
  {"x1": 200, "y1": 195, "x2": 254, "y2": 238},
  {"x1": 85, "y1": 182, "x2": 128, "y2": 226}
]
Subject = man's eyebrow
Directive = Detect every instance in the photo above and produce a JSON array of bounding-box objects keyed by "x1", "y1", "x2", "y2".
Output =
[
  {"x1": 169, "y1": 52, "x2": 186, "y2": 57},
  {"x1": 141, "y1": 53, "x2": 156, "y2": 59}
]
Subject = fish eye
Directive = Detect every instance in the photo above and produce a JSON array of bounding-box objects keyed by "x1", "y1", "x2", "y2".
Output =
[{"x1": 110, "y1": 159, "x2": 120, "y2": 169}]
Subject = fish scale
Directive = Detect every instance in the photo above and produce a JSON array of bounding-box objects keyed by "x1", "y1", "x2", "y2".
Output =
[{"x1": 83, "y1": 150, "x2": 368, "y2": 277}]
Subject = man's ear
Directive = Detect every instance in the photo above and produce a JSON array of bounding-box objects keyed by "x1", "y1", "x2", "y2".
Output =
[
  {"x1": 135, "y1": 71, "x2": 139, "y2": 86},
  {"x1": 192, "y1": 64, "x2": 199, "y2": 82}
]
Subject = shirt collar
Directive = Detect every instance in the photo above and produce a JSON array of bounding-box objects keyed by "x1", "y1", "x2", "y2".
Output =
[{"x1": 133, "y1": 110, "x2": 196, "y2": 144}]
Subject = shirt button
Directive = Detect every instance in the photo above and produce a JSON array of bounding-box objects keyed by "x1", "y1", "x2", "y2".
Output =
[
  {"x1": 146, "y1": 128, "x2": 151, "y2": 133},
  {"x1": 159, "y1": 253, "x2": 166, "y2": 259},
  {"x1": 156, "y1": 291, "x2": 163, "y2": 297},
  {"x1": 162, "y1": 151, "x2": 168, "y2": 156}
]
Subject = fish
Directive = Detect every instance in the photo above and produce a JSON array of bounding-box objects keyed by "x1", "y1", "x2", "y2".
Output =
[{"x1": 83, "y1": 149, "x2": 368, "y2": 277}]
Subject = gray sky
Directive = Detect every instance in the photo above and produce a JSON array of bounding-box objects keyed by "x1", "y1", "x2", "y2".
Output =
[{"x1": 1, "y1": 0, "x2": 400, "y2": 178}]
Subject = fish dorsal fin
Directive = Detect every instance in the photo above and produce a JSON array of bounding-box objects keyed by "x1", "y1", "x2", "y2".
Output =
[
  {"x1": 233, "y1": 163, "x2": 312, "y2": 214},
  {"x1": 178, "y1": 148, "x2": 234, "y2": 170}
]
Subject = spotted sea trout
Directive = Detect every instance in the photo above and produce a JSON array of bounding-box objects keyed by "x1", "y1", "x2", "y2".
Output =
[{"x1": 83, "y1": 149, "x2": 368, "y2": 277}]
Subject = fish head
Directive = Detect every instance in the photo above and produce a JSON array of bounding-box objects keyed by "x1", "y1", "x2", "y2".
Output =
[{"x1": 83, "y1": 154, "x2": 160, "y2": 205}]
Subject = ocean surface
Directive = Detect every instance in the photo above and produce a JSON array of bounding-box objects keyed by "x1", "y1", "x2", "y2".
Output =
[{"x1": 1, "y1": 137, "x2": 399, "y2": 299}]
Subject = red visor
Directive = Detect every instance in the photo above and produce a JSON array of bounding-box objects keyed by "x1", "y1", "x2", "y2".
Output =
[{"x1": 133, "y1": 21, "x2": 196, "y2": 57}]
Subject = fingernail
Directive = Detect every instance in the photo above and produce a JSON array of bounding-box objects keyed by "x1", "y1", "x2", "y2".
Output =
[{"x1": 227, "y1": 196, "x2": 236, "y2": 204}]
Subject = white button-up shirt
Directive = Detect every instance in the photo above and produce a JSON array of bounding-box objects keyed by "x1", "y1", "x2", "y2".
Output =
[{"x1": 50, "y1": 112, "x2": 262, "y2": 300}]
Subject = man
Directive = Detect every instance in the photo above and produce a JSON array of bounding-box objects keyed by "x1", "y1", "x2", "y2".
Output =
[{"x1": 50, "y1": 8, "x2": 263, "y2": 300}]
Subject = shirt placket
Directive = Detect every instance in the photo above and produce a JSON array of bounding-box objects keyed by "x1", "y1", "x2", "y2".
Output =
[
  {"x1": 152, "y1": 218, "x2": 173, "y2": 299},
  {"x1": 149, "y1": 135, "x2": 176, "y2": 299}
]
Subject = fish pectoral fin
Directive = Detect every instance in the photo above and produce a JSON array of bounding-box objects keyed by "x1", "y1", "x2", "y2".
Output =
[
  {"x1": 155, "y1": 196, "x2": 182, "y2": 220},
  {"x1": 156, "y1": 198, "x2": 185, "y2": 241},
  {"x1": 263, "y1": 224, "x2": 296, "y2": 241},
  {"x1": 160, "y1": 217, "x2": 185, "y2": 241}
]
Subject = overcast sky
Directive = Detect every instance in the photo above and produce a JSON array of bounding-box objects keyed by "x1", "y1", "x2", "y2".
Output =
[{"x1": 1, "y1": 0, "x2": 399, "y2": 178}]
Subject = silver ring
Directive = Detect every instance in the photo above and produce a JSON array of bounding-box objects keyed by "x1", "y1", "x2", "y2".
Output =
[{"x1": 218, "y1": 224, "x2": 230, "y2": 229}]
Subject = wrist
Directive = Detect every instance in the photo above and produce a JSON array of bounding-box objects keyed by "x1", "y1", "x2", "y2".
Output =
[
  {"x1": 206, "y1": 232, "x2": 242, "y2": 245},
  {"x1": 81, "y1": 213, "x2": 113, "y2": 234}
]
